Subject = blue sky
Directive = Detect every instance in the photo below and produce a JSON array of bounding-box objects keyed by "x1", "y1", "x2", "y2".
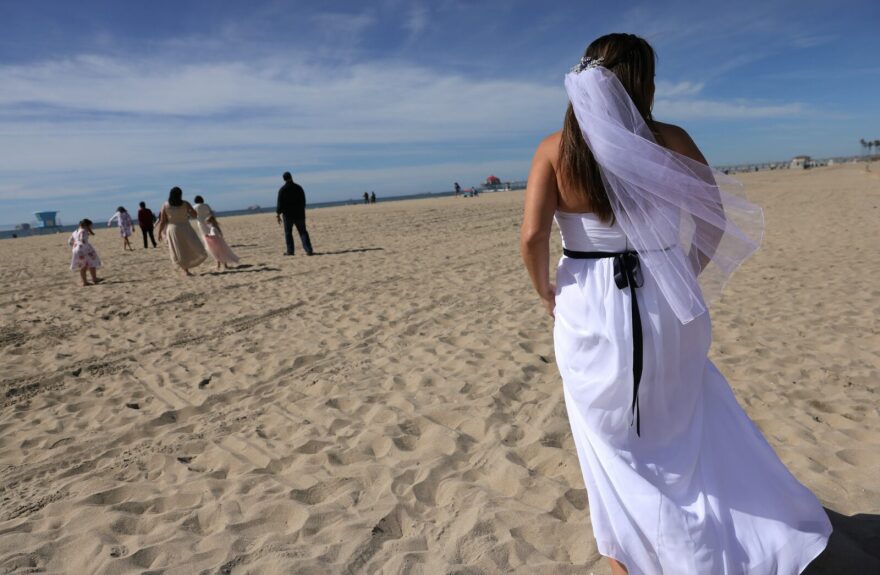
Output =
[{"x1": 0, "y1": 0, "x2": 878, "y2": 225}]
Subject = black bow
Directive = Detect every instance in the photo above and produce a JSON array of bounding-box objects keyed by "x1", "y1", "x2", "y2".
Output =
[{"x1": 613, "y1": 253, "x2": 643, "y2": 436}]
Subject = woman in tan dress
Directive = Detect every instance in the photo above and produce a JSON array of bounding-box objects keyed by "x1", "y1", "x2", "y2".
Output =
[{"x1": 156, "y1": 186, "x2": 207, "y2": 275}]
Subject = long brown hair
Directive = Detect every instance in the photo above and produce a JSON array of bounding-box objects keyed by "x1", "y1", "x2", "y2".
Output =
[
  {"x1": 559, "y1": 33, "x2": 657, "y2": 222},
  {"x1": 168, "y1": 186, "x2": 184, "y2": 207}
]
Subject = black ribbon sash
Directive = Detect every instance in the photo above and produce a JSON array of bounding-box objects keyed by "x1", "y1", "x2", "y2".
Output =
[{"x1": 562, "y1": 248, "x2": 643, "y2": 436}]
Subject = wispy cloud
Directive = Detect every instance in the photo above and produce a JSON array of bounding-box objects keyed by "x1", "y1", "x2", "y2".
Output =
[
  {"x1": 0, "y1": 50, "x2": 810, "y2": 197},
  {"x1": 0, "y1": 54, "x2": 563, "y2": 124},
  {"x1": 655, "y1": 80, "x2": 705, "y2": 98},
  {"x1": 653, "y1": 78, "x2": 805, "y2": 120},
  {"x1": 790, "y1": 32, "x2": 836, "y2": 49},
  {"x1": 404, "y1": 3, "x2": 429, "y2": 37},
  {"x1": 311, "y1": 10, "x2": 376, "y2": 38},
  {"x1": 0, "y1": 52, "x2": 560, "y2": 203},
  {"x1": 655, "y1": 98, "x2": 804, "y2": 120},
  {"x1": 0, "y1": 0, "x2": 875, "y2": 223}
]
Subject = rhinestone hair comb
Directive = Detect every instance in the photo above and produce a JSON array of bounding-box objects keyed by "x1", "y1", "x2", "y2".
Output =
[{"x1": 570, "y1": 56, "x2": 605, "y2": 73}]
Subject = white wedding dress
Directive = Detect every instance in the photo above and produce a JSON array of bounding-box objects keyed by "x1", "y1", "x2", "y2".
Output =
[{"x1": 554, "y1": 211, "x2": 831, "y2": 575}]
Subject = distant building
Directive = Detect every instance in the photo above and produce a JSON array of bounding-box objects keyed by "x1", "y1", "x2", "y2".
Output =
[
  {"x1": 790, "y1": 155, "x2": 811, "y2": 169},
  {"x1": 34, "y1": 211, "x2": 60, "y2": 227}
]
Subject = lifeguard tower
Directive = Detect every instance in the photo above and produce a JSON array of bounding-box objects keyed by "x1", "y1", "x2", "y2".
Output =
[
  {"x1": 34, "y1": 211, "x2": 60, "y2": 228},
  {"x1": 790, "y1": 156, "x2": 811, "y2": 170}
]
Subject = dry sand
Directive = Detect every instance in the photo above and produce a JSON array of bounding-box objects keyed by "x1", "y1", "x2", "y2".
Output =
[{"x1": 0, "y1": 163, "x2": 878, "y2": 574}]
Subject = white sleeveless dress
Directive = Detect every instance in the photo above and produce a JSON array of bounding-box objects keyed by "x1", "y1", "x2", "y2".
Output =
[{"x1": 553, "y1": 211, "x2": 831, "y2": 575}]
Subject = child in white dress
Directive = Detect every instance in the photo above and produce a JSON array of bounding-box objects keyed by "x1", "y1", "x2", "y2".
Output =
[
  {"x1": 68, "y1": 219, "x2": 102, "y2": 286},
  {"x1": 107, "y1": 206, "x2": 134, "y2": 251}
]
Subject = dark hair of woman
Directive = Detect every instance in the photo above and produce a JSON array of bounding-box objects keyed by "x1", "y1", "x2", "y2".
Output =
[
  {"x1": 117, "y1": 206, "x2": 126, "y2": 213},
  {"x1": 79, "y1": 218, "x2": 94, "y2": 234},
  {"x1": 559, "y1": 33, "x2": 657, "y2": 222},
  {"x1": 168, "y1": 187, "x2": 184, "y2": 207},
  {"x1": 139, "y1": 201, "x2": 146, "y2": 208},
  {"x1": 194, "y1": 195, "x2": 204, "y2": 204}
]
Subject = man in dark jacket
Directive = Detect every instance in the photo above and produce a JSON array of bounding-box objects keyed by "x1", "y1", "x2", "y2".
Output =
[
  {"x1": 137, "y1": 201, "x2": 157, "y2": 248},
  {"x1": 276, "y1": 171, "x2": 314, "y2": 256}
]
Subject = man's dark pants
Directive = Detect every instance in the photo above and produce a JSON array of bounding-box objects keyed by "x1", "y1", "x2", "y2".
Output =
[
  {"x1": 141, "y1": 226, "x2": 157, "y2": 248},
  {"x1": 282, "y1": 214, "x2": 313, "y2": 255}
]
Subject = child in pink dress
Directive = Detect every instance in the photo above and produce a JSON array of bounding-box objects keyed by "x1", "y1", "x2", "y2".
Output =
[
  {"x1": 193, "y1": 196, "x2": 240, "y2": 270},
  {"x1": 68, "y1": 219, "x2": 102, "y2": 286},
  {"x1": 203, "y1": 225, "x2": 240, "y2": 270}
]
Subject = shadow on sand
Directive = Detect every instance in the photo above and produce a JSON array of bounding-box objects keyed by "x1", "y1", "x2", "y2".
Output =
[
  {"x1": 203, "y1": 264, "x2": 281, "y2": 276},
  {"x1": 804, "y1": 509, "x2": 880, "y2": 573},
  {"x1": 89, "y1": 279, "x2": 134, "y2": 286},
  {"x1": 310, "y1": 247, "x2": 384, "y2": 256}
]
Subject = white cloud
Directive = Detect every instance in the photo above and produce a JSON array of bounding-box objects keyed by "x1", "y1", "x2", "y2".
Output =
[
  {"x1": 0, "y1": 48, "x2": 807, "y2": 217},
  {"x1": 404, "y1": 4, "x2": 429, "y2": 37},
  {"x1": 654, "y1": 78, "x2": 805, "y2": 120},
  {"x1": 310, "y1": 11, "x2": 377, "y2": 39},
  {"x1": 0, "y1": 54, "x2": 564, "y2": 180},
  {"x1": 655, "y1": 98, "x2": 804, "y2": 120},
  {"x1": 790, "y1": 33, "x2": 836, "y2": 49},
  {"x1": 0, "y1": 54, "x2": 563, "y2": 127},
  {"x1": 655, "y1": 80, "x2": 705, "y2": 98},
  {"x1": 0, "y1": 53, "x2": 556, "y2": 210}
]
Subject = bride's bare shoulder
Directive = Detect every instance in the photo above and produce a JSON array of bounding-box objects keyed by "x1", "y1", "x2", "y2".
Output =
[
  {"x1": 652, "y1": 121, "x2": 707, "y2": 163},
  {"x1": 535, "y1": 131, "x2": 562, "y2": 161}
]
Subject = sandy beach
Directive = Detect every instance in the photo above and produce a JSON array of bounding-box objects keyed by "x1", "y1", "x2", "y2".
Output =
[{"x1": 0, "y1": 163, "x2": 878, "y2": 574}]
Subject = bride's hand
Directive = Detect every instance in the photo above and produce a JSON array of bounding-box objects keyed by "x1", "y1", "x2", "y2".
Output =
[{"x1": 541, "y1": 283, "x2": 556, "y2": 318}]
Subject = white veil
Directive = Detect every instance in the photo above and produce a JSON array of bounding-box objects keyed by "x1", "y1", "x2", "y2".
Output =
[{"x1": 564, "y1": 61, "x2": 764, "y2": 324}]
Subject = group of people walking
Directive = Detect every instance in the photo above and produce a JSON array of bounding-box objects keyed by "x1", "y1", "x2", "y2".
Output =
[
  {"x1": 70, "y1": 190, "x2": 239, "y2": 285},
  {"x1": 69, "y1": 171, "x2": 314, "y2": 285},
  {"x1": 105, "y1": 203, "x2": 160, "y2": 251}
]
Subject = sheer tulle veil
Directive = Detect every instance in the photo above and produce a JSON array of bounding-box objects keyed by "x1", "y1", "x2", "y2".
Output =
[{"x1": 564, "y1": 59, "x2": 764, "y2": 324}]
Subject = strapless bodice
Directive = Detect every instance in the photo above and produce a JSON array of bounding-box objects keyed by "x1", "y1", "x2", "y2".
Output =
[{"x1": 554, "y1": 211, "x2": 629, "y2": 252}]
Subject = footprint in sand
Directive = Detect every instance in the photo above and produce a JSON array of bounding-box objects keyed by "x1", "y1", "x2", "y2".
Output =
[{"x1": 109, "y1": 545, "x2": 128, "y2": 558}]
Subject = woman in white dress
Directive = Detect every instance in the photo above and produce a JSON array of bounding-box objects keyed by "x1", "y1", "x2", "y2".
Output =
[
  {"x1": 520, "y1": 33, "x2": 830, "y2": 575},
  {"x1": 193, "y1": 195, "x2": 239, "y2": 270}
]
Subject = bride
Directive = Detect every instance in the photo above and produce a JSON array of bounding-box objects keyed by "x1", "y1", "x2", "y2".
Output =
[{"x1": 520, "y1": 33, "x2": 831, "y2": 575}]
